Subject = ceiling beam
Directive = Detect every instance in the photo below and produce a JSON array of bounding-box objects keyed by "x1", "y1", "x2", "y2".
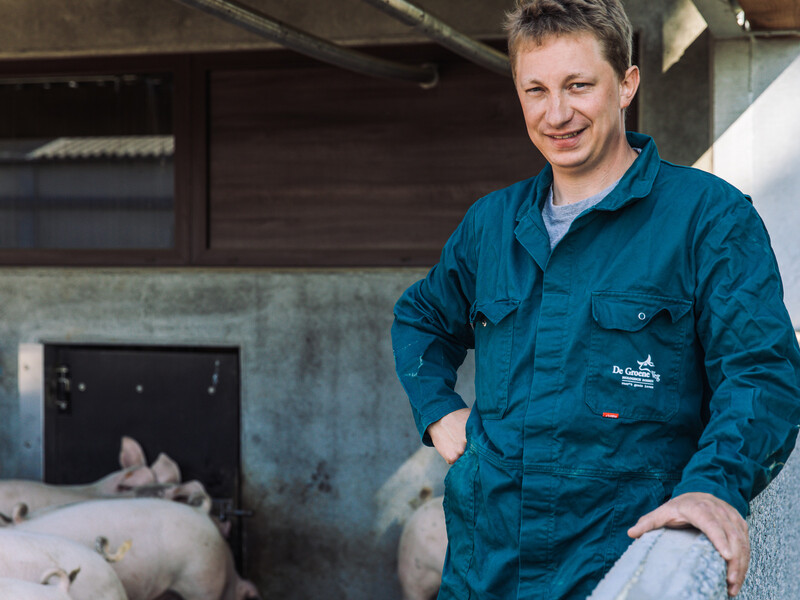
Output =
[{"x1": 691, "y1": 0, "x2": 747, "y2": 38}]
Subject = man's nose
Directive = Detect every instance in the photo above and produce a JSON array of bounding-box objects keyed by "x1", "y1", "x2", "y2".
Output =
[{"x1": 545, "y1": 94, "x2": 573, "y2": 127}]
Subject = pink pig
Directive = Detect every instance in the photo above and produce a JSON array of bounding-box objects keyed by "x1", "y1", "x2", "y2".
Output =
[
  {"x1": 0, "y1": 571, "x2": 72, "y2": 600},
  {"x1": 14, "y1": 498, "x2": 260, "y2": 600},
  {"x1": 0, "y1": 437, "x2": 181, "y2": 517},
  {"x1": 0, "y1": 569, "x2": 77, "y2": 600},
  {"x1": 0, "y1": 530, "x2": 129, "y2": 600},
  {"x1": 397, "y1": 495, "x2": 447, "y2": 600}
]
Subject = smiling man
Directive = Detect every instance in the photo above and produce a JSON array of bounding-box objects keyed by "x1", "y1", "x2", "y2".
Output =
[{"x1": 391, "y1": 0, "x2": 800, "y2": 598}]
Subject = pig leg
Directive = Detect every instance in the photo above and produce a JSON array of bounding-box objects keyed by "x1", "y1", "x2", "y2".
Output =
[{"x1": 167, "y1": 547, "x2": 228, "y2": 600}]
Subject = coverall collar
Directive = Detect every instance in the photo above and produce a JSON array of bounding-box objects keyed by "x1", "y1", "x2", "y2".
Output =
[
  {"x1": 513, "y1": 132, "x2": 661, "y2": 270},
  {"x1": 515, "y1": 132, "x2": 660, "y2": 224}
]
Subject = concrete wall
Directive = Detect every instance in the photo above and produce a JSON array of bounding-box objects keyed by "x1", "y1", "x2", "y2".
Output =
[
  {"x1": 709, "y1": 35, "x2": 800, "y2": 599},
  {"x1": 0, "y1": 267, "x2": 470, "y2": 599},
  {"x1": 712, "y1": 36, "x2": 800, "y2": 324},
  {"x1": 626, "y1": 0, "x2": 712, "y2": 167}
]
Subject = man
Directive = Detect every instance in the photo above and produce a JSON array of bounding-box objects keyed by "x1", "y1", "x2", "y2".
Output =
[{"x1": 391, "y1": 0, "x2": 800, "y2": 598}]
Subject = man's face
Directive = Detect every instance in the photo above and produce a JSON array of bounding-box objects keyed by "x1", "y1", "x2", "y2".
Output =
[{"x1": 513, "y1": 32, "x2": 637, "y2": 180}]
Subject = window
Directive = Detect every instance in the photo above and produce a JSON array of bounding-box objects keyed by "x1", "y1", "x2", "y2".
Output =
[{"x1": 0, "y1": 56, "x2": 190, "y2": 265}]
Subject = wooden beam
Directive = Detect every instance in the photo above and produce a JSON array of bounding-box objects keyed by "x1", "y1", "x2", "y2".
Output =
[{"x1": 739, "y1": 0, "x2": 800, "y2": 31}]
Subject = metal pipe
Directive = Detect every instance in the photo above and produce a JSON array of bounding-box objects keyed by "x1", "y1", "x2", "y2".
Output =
[
  {"x1": 360, "y1": 0, "x2": 511, "y2": 77},
  {"x1": 169, "y1": 0, "x2": 439, "y2": 87}
]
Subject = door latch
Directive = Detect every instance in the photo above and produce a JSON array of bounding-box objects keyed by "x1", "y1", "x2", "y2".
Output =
[
  {"x1": 55, "y1": 365, "x2": 71, "y2": 412},
  {"x1": 213, "y1": 498, "x2": 254, "y2": 522}
]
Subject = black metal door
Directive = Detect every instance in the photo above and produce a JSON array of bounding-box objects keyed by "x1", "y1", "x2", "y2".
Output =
[{"x1": 43, "y1": 343, "x2": 244, "y2": 566}]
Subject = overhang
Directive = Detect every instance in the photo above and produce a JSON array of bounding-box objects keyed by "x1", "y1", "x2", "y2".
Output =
[{"x1": 738, "y1": 0, "x2": 800, "y2": 31}]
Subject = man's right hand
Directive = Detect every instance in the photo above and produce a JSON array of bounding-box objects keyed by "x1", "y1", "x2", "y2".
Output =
[{"x1": 427, "y1": 408, "x2": 471, "y2": 464}]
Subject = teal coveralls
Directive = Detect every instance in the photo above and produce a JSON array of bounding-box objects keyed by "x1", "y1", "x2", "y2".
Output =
[{"x1": 391, "y1": 133, "x2": 800, "y2": 599}]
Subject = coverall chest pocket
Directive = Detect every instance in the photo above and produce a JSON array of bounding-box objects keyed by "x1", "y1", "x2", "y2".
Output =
[
  {"x1": 470, "y1": 299, "x2": 519, "y2": 420},
  {"x1": 586, "y1": 292, "x2": 692, "y2": 422}
]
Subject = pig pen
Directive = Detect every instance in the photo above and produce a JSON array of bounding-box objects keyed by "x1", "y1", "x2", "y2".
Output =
[{"x1": 0, "y1": 268, "x2": 470, "y2": 600}]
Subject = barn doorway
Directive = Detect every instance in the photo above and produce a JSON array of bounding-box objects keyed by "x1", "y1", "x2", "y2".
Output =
[{"x1": 42, "y1": 343, "x2": 246, "y2": 568}]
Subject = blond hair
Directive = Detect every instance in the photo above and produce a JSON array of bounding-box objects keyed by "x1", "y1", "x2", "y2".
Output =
[{"x1": 505, "y1": 0, "x2": 633, "y2": 80}]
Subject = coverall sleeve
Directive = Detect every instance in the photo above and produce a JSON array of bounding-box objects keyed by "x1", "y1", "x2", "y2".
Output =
[
  {"x1": 391, "y1": 206, "x2": 478, "y2": 445},
  {"x1": 672, "y1": 194, "x2": 800, "y2": 516}
]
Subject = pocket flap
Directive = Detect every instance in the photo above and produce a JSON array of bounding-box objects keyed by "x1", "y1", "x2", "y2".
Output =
[
  {"x1": 591, "y1": 293, "x2": 691, "y2": 332},
  {"x1": 470, "y1": 299, "x2": 520, "y2": 326}
]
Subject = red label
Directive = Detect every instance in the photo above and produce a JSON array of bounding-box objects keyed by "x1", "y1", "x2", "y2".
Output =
[{"x1": 602, "y1": 412, "x2": 619, "y2": 419}]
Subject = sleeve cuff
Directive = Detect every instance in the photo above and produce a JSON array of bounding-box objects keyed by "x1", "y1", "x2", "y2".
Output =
[
  {"x1": 671, "y1": 479, "x2": 750, "y2": 518},
  {"x1": 416, "y1": 398, "x2": 469, "y2": 446}
]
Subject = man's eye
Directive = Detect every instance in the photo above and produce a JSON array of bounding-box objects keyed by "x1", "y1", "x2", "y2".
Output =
[
  {"x1": 571, "y1": 82, "x2": 590, "y2": 90},
  {"x1": 526, "y1": 87, "x2": 543, "y2": 94}
]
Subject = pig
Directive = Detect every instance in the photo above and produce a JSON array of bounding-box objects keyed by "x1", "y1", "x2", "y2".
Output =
[
  {"x1": 397, "y1": 495, "x2": 447, "y2": 600},
  {"x1": 14, "y1": 498, "x2": 260, "y2": 600},
  {"x1": 0, "y1": 436, "x2": 181, "y2": 516},
  {"x1": 0, "y1": 530, "x2": 129, "y2": 600},
  {"x1": 0, "y1": 569, "x2": 77, "y2": 600}
]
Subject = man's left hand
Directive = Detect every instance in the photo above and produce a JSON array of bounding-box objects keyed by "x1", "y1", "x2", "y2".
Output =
[{"x1": 627, "y1": 492, "x2": 749, "y2": 597}]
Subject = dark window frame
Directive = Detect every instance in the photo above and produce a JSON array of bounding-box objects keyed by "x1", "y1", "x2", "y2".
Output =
[
  {"x1": 0, "y1": 54, "x2": 193, "y2": 266},
  {"x1": 0, "y1": 40, "x2": 639, "y2": 267}
]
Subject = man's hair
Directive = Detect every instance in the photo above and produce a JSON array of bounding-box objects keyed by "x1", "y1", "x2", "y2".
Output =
[{"x1": 505, "y1": 0, "x2": 633, "y2": 80}]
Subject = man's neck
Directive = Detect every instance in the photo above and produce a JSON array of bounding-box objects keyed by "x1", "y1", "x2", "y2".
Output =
[{"x1": 551, "y1": 142, "x2": 639, "y2": 206}]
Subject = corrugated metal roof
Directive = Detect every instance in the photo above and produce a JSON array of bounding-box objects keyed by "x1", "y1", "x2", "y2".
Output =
[{"x1": 27, "y1": 136, "x2": 174, "y2": 160}]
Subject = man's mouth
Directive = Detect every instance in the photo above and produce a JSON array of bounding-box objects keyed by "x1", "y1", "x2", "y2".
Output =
[{"x1": 549, "y1": 130, "x2": 584, "y2": 140}]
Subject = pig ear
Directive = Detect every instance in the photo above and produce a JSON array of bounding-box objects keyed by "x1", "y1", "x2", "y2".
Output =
[
  {"x1": 120, "y1": 465, "x2": 156, "y2": 489},
  {"x1": 151, "y1": 452, "x2": 181, "y2": 483},
  {"x1": 11, "y1": 502, "x2": 28, "y2": 524},
  {"x1": 119, "y1": 436, "x2": 147, "y2": 468},
  {"x1": 171, "y1": 480, "x2": 207, "y2": 502},
  {"x1": 237, "y1": 580, "x2": 261, "y2": 599}
]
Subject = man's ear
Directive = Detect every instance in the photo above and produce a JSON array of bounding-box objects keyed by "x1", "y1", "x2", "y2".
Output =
[{"x1": 619, "y1": 65, "x2": 640, "y2": 110}]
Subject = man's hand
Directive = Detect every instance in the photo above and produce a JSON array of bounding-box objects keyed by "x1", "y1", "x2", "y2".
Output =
[
  {"x1": 627, "y1": 492, "x2": 750, "y2": 597},
  {"x1": 427, "y1": 408, "x2": 471, "y2": 464}
]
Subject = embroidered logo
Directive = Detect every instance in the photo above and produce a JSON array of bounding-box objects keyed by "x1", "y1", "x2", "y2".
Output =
[{"x1": 612, "y1": 354, "x2": 661, "y2": 390}]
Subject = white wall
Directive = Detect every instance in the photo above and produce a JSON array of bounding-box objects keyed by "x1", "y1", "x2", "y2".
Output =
[
  {"x1": 711, "y1": 35, "x2": 800, "y2": 599},
  {"x1": 713, "y1": 37, "x2": 800, "y2": 326}
]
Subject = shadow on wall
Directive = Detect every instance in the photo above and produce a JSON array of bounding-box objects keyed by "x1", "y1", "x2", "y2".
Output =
[{"x1": 712, "y1": 44, "x2": 800, "y2": 322}]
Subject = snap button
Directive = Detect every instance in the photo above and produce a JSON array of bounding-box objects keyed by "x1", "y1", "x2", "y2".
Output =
[
  {"x1": 638, "y1": 312, "x2": 646, "y2": 321},
  {"x1": 481, "y1": 319, "x2": 488, "y2": 327}
]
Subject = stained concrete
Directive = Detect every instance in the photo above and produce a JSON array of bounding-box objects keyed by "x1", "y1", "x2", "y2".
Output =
[{"x1": 0, "y1": 267, "x2": 471, "y2": 599}]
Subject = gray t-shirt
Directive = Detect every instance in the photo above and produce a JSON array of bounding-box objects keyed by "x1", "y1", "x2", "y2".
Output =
[
  {"x1": 543, "y1": 149, "x2": 641, "y2": 249},
  {"x1": 542, "y1": 182, "x2": 618, "y2": 249}
]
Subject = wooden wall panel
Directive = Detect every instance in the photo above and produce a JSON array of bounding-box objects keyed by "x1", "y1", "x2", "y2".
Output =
[
  {"x1": 206, "y1": 48, "x2": 545, "y2": 266},
  {"x1": 739, "y1": 0, "x2": 800, "y2": 31}
]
